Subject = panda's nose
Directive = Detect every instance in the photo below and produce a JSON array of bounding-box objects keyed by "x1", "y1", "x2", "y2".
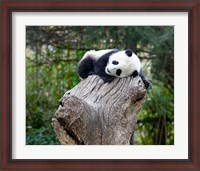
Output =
[
  {"x1": 125, "y1": 49, "x2": 132, "y2": 57},
  {"x1": 116, "y1": 69, "x2": 122, "y2": 76}
]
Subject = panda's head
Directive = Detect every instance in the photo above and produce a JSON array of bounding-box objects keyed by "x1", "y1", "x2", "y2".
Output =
[{"x1": 105, "y1": 49, "x2": 141, "y2": 78}]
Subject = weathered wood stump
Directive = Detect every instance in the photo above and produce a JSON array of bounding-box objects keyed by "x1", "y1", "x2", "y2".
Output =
[{"x1": 52, "y1": 75, "x2": 147, "y2": 145}]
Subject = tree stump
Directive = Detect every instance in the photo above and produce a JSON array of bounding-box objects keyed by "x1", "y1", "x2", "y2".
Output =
[{"x1": 52, "y1": 75, "x2": 147, "y2": 145}]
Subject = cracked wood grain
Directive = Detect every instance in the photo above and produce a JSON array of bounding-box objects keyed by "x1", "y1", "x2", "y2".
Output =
[{"x1": 52, "y1": 75, "x2": 147, "y2": 145}]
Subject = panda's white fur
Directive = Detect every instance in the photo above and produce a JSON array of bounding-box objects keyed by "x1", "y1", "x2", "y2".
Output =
[{"x1": 81, "y1": 49, "x2": 115, "y2": 60}]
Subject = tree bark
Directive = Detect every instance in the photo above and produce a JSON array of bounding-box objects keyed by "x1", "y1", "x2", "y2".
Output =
[{"x1": 52, "y1": 75, "x2": 147, "y2": 145}]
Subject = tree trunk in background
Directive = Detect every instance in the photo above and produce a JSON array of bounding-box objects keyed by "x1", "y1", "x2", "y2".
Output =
[{"x1": 52, "y1": 75, "x2": 147, "y2": 145}]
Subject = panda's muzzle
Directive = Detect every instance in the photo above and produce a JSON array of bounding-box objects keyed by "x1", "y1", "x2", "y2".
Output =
[
  {"x1": 116, "y1": 69, "x2": 122, "y2": 76},
  {"x1": 107, "y1": 68, "x2": 111, "y2": 73}
]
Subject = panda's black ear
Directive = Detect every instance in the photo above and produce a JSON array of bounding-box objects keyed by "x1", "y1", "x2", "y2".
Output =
[{"x1": 125, "y1": 49, "x2": 133, "y2": 57}]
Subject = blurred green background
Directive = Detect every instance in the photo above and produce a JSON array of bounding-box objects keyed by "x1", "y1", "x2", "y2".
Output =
[{"x1": 26, "y1": 26, "x2": 174, "y2": 145}]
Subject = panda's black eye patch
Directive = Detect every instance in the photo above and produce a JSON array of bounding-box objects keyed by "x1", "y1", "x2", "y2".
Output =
[{"x1": 112, "y1": 60, "x2": 119, "y2": 65}]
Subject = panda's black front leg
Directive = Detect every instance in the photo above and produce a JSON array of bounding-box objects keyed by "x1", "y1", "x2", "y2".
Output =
[
  {"x1": 140, "y1": 75, "x2": 150, "y2": 89},
  {"x1": 132, "y1": 70, "x2": 150, "y2": 89},
  {"x1": 98, "y1": 72, "x2": 115, "y2": 83},
  {"x1": 94, "y1": 57, "x2": 115, "y2": 83}
]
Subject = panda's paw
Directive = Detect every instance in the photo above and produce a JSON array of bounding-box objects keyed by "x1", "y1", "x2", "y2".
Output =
[{"x1": 142, "y1": 79, "x2": 151, "y2": 89}]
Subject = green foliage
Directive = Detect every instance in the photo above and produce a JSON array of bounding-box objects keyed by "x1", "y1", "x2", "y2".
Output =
[
  {"x1": 135, "y1": 80, "x2": 174, "y2": 145},
  {"x1": 26, "y1": 48, "x2": 82, "y2": 144},
  {"x1": 26, "y1": 126, "x2": 59, "y2": 145},
  {"x1": 26, "y1": 26, "x2": 174, "y2": 145}
]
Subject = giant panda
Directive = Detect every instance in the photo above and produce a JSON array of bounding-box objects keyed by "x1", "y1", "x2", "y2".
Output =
[{"x1": 78, "y1": 49, "x2": 150, "y2": 89}]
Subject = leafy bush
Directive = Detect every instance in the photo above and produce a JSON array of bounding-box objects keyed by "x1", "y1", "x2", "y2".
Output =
[
  {"x1": 135, "y1": 80, "x2": 174, "y2": 145},
  {"x1": 26, "y1": 126, "x2": 59, "y2": 145}
]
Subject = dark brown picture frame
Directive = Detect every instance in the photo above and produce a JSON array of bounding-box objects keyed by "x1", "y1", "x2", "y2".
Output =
[{"x1": 0, "y1": 0, "x2": 199, "y2": 170}]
